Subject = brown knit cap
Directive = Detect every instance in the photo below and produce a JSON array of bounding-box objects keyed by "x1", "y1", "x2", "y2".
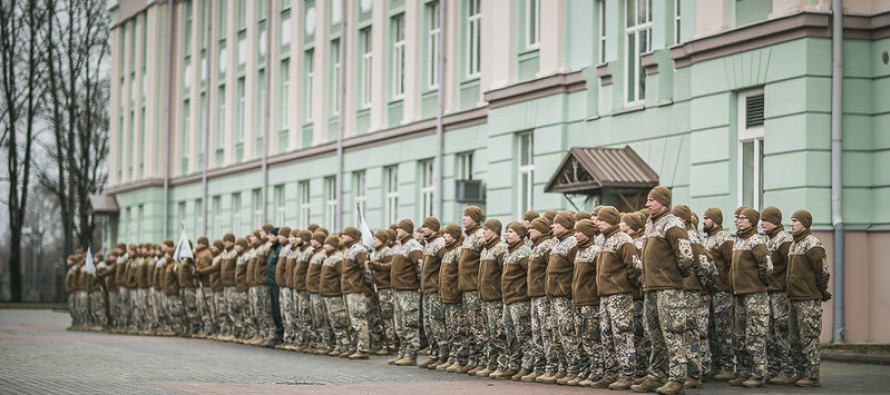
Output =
[
  {"x1": 791, "y1": 209, "x2": 813, "y2": 229},
  {"x1": 397, "y1": 219, "x2": 414, "y2": 234},
  {"x1": 278, "y1": 226, "x2": 291, "y2": 238},
  {"x1": 575, "y1": 219, "x2": 598, "y2": 238},
  {"x1": 197, "y1": 236, "x2": 209, "y2": 246},
  {"x1": 235, "y1": 238, "x2": 248, "y2": 248},
  {"x1": 163, "y1": 239, "x2": 175, "y2": 247},
  {"x1": 316, "y1": 227, "x2": 329, "y2": 236},
  {"x1": 554, "y1": 211, "x2": 576, "y2": 230},
  {"x1": 591, "y1": 206, "x2": 603, "y2": 217},
  {"x1": 734, "y1": 206, "x2": 749, "y2": 217},
  {"x1": 223, "y1": 233, "x2": 235, "y2": 243},
  {"x1": 575, "y1": 211, "x2": 591, "y2": 222},
  {"x1": 483, "y1": 218, "x2": 502, "y2": 235},
  {"x1": 116, "y1": 242, "x2": 127, "y2": 250},
  {"x1": 543, "y1": 210, "x2": 558, "y2": 223},
  {"x1": 523, "y1": 210, "x2": 540, "y2": 222},
  {"x1": 422, "y1": 216, "x2": 441, "y2": 230},
  {"x1": 739, "y1": 207, "x2": 760, "y2": 225},
  {"x1": 761, "y1": 206, "x2": 782, "y2": 226},
  {"x1": 648, "y1": 186, "x2": 672, "y2": 207},
  {"x1": 324, "y1": 235, "x2": 340, "y2": 248},
  {"x1": 373, "y1": 230, "x2": 389, "y2": 243},
  {"x1": 213, "y1": 239, "x2": 224, "y2": 250},
  {"x1": 307, "y1": 223, "x2": 319, "y2": 232},
  {"x1": 690, "y1": 212, "x2": 700, "y2": 230},
  {"x1": 252, "y1": 229, "x2": 263, "y2": 238},
  {"x1": 704, "y1": 207, "x2": 724, "y2": 226},
  {"x1": 621, "y1": 213, "x2": 645, "y2": 231},
  {"x1": 529, "y1": 217, "x2": 552, "y2": 235},
  {"x1": 443, "y1": 224, "x2": 462, "y2": 240},
  {"x1": 463, "y1": 206, "x2": 483, "y2": 224},
  {"x1": 342, "y1": 226, "x2": 362, "y2": 241},
  {"x1": 296, "y1": 230, "x2": 312, "y2": 241},
  {"x1": 262, "y1": 223, "x2": 273, "y2": 232},
  {"x1": 506, "y1": 221, "x2": 528, "y2": 239},
  {"x1": 311, "y1": 231, "x2": 327, "y2": 244},
  {"x1": 672, "y1": 204, "x2": 692, "y2": 224},
  {"x1": 384, "y1": 229, "x2": 397, "y2": 242},
  {"x1": 597, "y1": 206, "x2": 621, "y2": 226},
  {"x1": 128, "y1": 244, "x2": 137, "y2": 251}
]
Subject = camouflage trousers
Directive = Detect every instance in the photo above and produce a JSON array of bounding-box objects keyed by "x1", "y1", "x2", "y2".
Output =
[
  {"x1": 503, "y1": 301, "x2": 532, "y2": 371},
  {"x1": 443, "y1": 302, "x2": 469, "y2": 365},
  {"x1": 345, "y1": 292, "x2": 370, "y2": 353},
  {"x1": 684, "y1": 292, "x2": 710, "y2": 379},
  {"x1": 576, "y1": 304, "x2": 604, "y2": 380},
  {"x1": 768, "y1": 291, "x2": 793, "y2": 377},
  {"x1": 116, "y1": 286, "x2": 130, "y2": 329},
  {"x1": 181, "y1": 287, "x2": 201, "y2": 335},
  {"x1": 167, "y1": 294, "x2": 186, "y2": 334},
  {"x1": 324, "y1": 295, "x2": 352, "y2": 353},
  {"x1": 789, "y1": 299, "x2": 821, "y2": 380},
  {"x1": 709, "y1": 291, "x2": 734, "y2": 374},
  {"x1": 225, "y1": 288, "x2": 248, "y2": 338},
  {"x1": 633, "y1": 297, "x2": 649, "y2": 378},
  {"x1": 255, "y1": 285, "x2": 276, "y2": 340},
  {"x1": 482, "y1": 300, "x2": 507, "y2": 370},
  {"x1": 370, "y1": 288, "x2": 397, "y2": 351},
  {"x1": 733, "y1": 292, "x2": 769, "y2": 380},
  {"x1": 75, "y1": 291, "x2": 90, "y2": 327},
  {"x1": 393, "y1": 289, "x2": 421, "y2": 359},
  {"x1": 422, "y1": 293, "x2": 446, "y2": 361},
  {"x1": 460, "y1": 291, "x2": 484, "y2": 366},
  {"x1": 67, "y1": 294, "x2": 76, "y2": 326},
  {"x1": 107, "y1": 290, "x2": 120, "y2": 329},
  {"x1": 643, "y1": 289, "x2": 688, "y2": 383},
  {"x1": 89, "y1": 290, "x2": 108, "y2": 328},
  {"x1": 294, "y1": 290, "x2": 312, "y2": 346},
  {"x1": 246, "y1": 287, "x2": 259, "y2": 338},
  {"x1": 128, "y1": 289, "x2": 140, "y2": 330},
  {"x1": 280, "y1": 288, "x2": 296, "y2": 343},
  {"x1": 309, "y1": 293, "x2": 332, "y2": 350},
  {"x1": 152, "y1": 290, "x2": 168, "y2": 332},
  {"x1": 133, "y1": 289, "x2": 147, "y2": 330},
  {"x1": 530, "y1": 296, "x2": 560, "y2": 374},
  {"x1": 197, "y1": 287, "x2": 215, "y2": 335},
  {"x1": 551, "y1": 297, "x2": 581, "y2": 375},
  {"x1": 213, "y1": 291, "x2": 228, "y2": 337},
  {"x1": 600, "y1": 294, "x2": 636, "y2": 379}
]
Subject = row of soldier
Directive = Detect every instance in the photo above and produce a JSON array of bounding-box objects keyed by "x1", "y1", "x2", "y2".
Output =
[{"x1": 66, "y1": 185, "x2": 829, "y2": 395}]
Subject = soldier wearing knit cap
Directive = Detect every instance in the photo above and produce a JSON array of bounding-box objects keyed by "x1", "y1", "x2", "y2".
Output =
[
  {"x1": 273, "y1": 227, "x2": 293, "y2": 348},
  {"x1": 498, "y1": 221, "x2": 533, "y2": 379},
  {"x1": 458, "y1": 206, "x2": 488, "y2": 373},
  {"x1": 194, "y1": 235, "x2": 215, "y2": 337},
  {"x1": 786, "y1": 209, "x2": 828, "y2": 387},
  {"x1": 571, "y1": 218, "x2": 605, "y2": 386},
  {"x1": 538, "y1": 211, "x2": 579, "y2": 385},
  {"x1": 543, "y1": 210, "x2": 558, "y2": 223},
  {"x1": 304, "y1": 231, "x2": 330, "y2": 353},
  {"x1": 475, "y1": 218, "x2": 509, "y2": 377},
  {"x1": 699, "y1": 208, "x2": 735, "y2": 381},
  {"x1": 523, "y1": 210, "x2": 540, "y2": 226},
  {"x1": 387, "y1": 218, "x2": 425, "y2": 366},
  {"x1": 522, "y1": 216, "x2": 558, "y2": 383},
  {"x1": 368, "y1": 229, "x2": 397, "y2": 355},
  {"x1": 319, "y1": 234, "x2": 351, "y2": 356},
  {"x1": 437, "y1": 224, "x2": 467, "y2": 372},
  {"x1": 419, "y1": 217, "x2": 447, "y2": 368},
  {"x1": 340, "y1": 225, "x2": 372, "y2": 359},
  {"x1": 755, "y1": 206, "x2": 795, "y2": 383}
]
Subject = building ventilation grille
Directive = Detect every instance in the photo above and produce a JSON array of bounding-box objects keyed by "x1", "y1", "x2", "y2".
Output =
[
  {"x1": 745, "y1": 93, "x2": 765, "y2": 129},
  {"x1": 455, "y1": 179, "x2": 484, "y2": 203}
]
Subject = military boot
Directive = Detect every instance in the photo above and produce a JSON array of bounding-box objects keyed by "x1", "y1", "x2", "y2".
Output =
[
  {"x1": 374, "y1": 348, "x2": 390, "y2": 356},
  {"x1": 768, "y1": 373, "x2": 796, "y2": 385},
  {"x1": 795, "y1": 377, "x2": 820, "y2": 387},
  {"x1": 608, "y1": 377, "x2": 635, "y2": 390},
  {"x1": 487, "y1": 370, "x2": 508, "y2": 380},
  {"x1": 591, "y1": 376, "x2": 616, "y2": 388},
  {"x1": 348, "y1": 351, "x2": 370, "y2": 360},
  {"x1": 474, "y1": 367, "x2": 493, "y2": 377},
  {"x1": 466, "y1": 365, "x2": 483, "y2": 375},
  {"x1": 556, "y1": 374, "x2": 577, "y2": 385},
  {"x1": 741, "y1": 377, "x2": 765, "y2": 388},
  {"x1": 436, "y1": 362, "x2": 453, "y2": 371},
  {"x1": 655, "y1": 380, "x2": 685, "y2": 395},
  {"x1": 565, "y1": 375, "x2": 582, "y2": 386},
  {"x1": 394, "y1": 357, "x2": 417, "y2": 366},
  {"x1": 683, "y1": 377, "x2": 702, "y2": 388},
  {"x1": 631, "y1": 377, "x2": 664, "y2": 393},
  {"x1": 511, "y1": 368, "x2": 530, "y2": 381},
  {"x1": 728, "y1": 375, "x2": 748, "y2": 386},
  {"x1": 456, "y1": 364, "x2": 474, "y2": 374},
  {"x1": 388, "y1": 356, "x2": 401, "y2": 365},
  {"x1": 520, "y1": 371, "x2": 541, "y2": 382},
  {"x1": 535, "y1": 372, "x2": 557, "y2": 385},
  {"x1": 418, "y1": 359, "x2": 435, "y2": 368}
]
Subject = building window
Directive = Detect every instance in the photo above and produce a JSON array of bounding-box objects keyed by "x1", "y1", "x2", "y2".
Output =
[
  {"x1": 392, "y1": 14, "x2": 405, "y2": 99},
  {"x1": 181, "y1": 100, "x2": 190, "y2": 175},
  {"x1": 217, "y1": 85, "x2": 226, "y2": 148},
  {"x1": 195, "y1": 198, "x2": 204, "y2": 236},
  {"x1": 137, "y1": 205, "x2": 144, "y2": 241},
  {"x1": 466, "y1": 0, "x2": 482, "y2": 78},
  {"x1": 185, "y1": 0, "x2": 193, "y2": 57},
  {"x1": 256, "y1": 68, "x2": 266, "y2": 140},
  {"x1": 178, "y1": 201, "x2": 187, "y2": 233},
  {"x1": 674, "y1": 0, "x2": 682, "y2": 45},
  {"x1": 625, "y1": 0, "x2": 652, "y2": 106},
  {"x1": 218, "y1": 0, "x2": 227, "y2": 39},
  {"x1": 518, "y1": 132, "x2": 534, "y2": 217},
  {"x1": 420, "y1": 159, "x2": 434, "y2": 218},
  {"x1": 738, "y1": 89, "x2": 765, "y2": 210},
  {"x1": 274, "y1": 184, "x2": 286, "y2": 225},
  {"x1": 360, "y1": 28, "x2": 372, "y2": 108},
  {"x1": 252, "y1": 188, "x2": 263, "y2": 226},
  {"x1": 304, "y1": 49, "x2": 314, "y2": 122},
  {"x1": 236, "y1": 0, "x2": 245, "y2": 30},
  {"x1": 125, "y1": 207, "x2": 131, "y2": 241},
  {"x1": 354, "y1": 171, "x2": 367, "y2": 215},
  {"x1": 299, "y1": 180, "x2": 310, "y2": 229},
  {"x1": 331, "y1": 39, "x2": 341, "y2": 115},
  {"x1": 385, "y1": 165, "x2": 399, "y2": 225},
  {"x1": 324, "y1": 176, "x2": 338, "y2": 229},
  {"x1": 598, "y1": 0, "x2": 607, "y2": 63},
  {"x1": 427, "y1": 1, "x2": 440, "y2": 89},
  {"x1": 525, "y1": 0, "x2": 540, "y2": 50},
  {"x1": 232, "y1": 192, "x2": 242, "y2": 234},
  {"x1": 280, "y1": 59, "x2": 290, "y2": 129},
  {"x1": 237, "y1": 77, "x2": 245, "y2": 142},
  {"x1": 212, "y1": 195, "x2": 222, "y2": 238},
  {"x1": 457, "y1": 151, "x2": 474, "y2": 180}
]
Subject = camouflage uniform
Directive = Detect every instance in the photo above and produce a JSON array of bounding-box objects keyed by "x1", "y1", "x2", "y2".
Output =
[
  {"x1": 787, "y1": 231, "x2": 830, "y2": 381},
  {"x1": 422, "y1": 236, "x2": 447, "y2": 362},
  {"x1": 279, "y1": 244, "x2": 297, "y2": 344},
  {"x1": 704, "y1": 227, "x2": 735, "y2": 376},
  {"x1": 344, "y1": 242, "x2": 371, "y2": 354},
  {"x1": 322, "y1": 250, "x2": 351, "y2": 352},
  {"x1": 502, "y1": 243, "x2": 532, "y2": 372},
  {"x1": 479, "y1": 239, "x2": 508, "y2": 371},
  {"x1": 114, "y1": 253, "x2": 130, "y2": 330},
  {"x1": 308, "y1": 249, "x2": 331, "y2": 350},
  {"x1": 573, "y1": 242, "x2": 603, "y2": 381},
  {"x1": 731, "y1": 230, "x2": 773, "y2": 380},
  {"x1": 598, "y1": 229, "x2": 641, "y2": 380},
  {"x1": 230, "y1": 250, "x2": 250, "y2": 338},
  {"x1": 255, "y1": 242, "x2": 276, "y2": 341},
  {"x1": 294, "y1": 244, "x2": 315, "y2": 347},
  {"x1": 764, "y1": 228, "x2": 794, "y2": 378},
  {"x1": 458, "y1": 226, "x2": 486, "y2": 367},
  {"x1": 368, "y1": 245, "x2": 395, "y2": 351},
  {"x1": 549, "y1": 234, "x2": 580, "y2": 376},
  {"x1": 528, "y1": 236, "x2": 558, "y2": 374},
  {"x1": 440, "y1": 245, "x2": 466, "y2": 365},
  {"x1": 392, "y1": 237, "x2": 423, "y2": 360},
  {"x1": 685, "y1": 230, "x2": 719, "y2": 379}
]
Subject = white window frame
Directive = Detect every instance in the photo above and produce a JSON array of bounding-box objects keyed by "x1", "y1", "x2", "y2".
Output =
[
  {"x1": 331, "y1": 39, "x2": 341, "y2": 115},
  {"x1": 280, "y1": 59, "x2": 290, "y2": 129},
  {"x1": 427, "y1": 1, "x2": 440, "y2": 90},
  {"x1": 457, "y1": 151, "x2": 474, "y2": 180},
  {"x1": 232, "y1": 192, "x2": 242, "y2": 234},
  {"x1": 304, "y1": 49, "x2": 314, "y2": 122},
  {"x1": 598, "y1": 0, "x2": 607, "y2": 63},
  {"x1": 737, "y1": 88, "x2": 765, "y2": 210},
  {"x1": 299, "y1": 180, "x2": 310, "y2": 229},
  {"x1": 212, "y1": 195, "x2": 222, "y2": 238},
  {"x1": 518, "y1": 132, "x2": 534, "y2": 218},
  {"x1": 237, "y1": 77, "x2": 245, "y2": 142},
  {"x1": 624, "y1": 0, "x2": 652, "y2": 107},
  {"x1": 137, "y1": 205, "x2": 144, "y2": 241},
  {"x1": 217, "y1": 84, "x2": 226, "y2": 147},
  {"x1": 252, "y1": 188, "x2": 263, "y2": 226},
  {"x1": 385, "y1": 165, "x2": 399, "y2": 225},
  {"x1": 354, "y1": 171, "x2": 367, "y2": 216},
  {"x1": 674, "y1": 0, "x2": 682, "y2": 45},
  {"x1": 274, "y1": 184, "x2": 286, "y2": 225},
  {"x1": 420, "y1": 159, "x2": 434, "y2": 218},
  {"x1": 257, "y1": 68, "x2": 266, "y2": 138},
  {"x1": 466, "y1": 0, "x2": 481, "y2": 78},
  {"x1": 182, "y1": 99, "x2": 190, "y2": 174},
  {"x1": 392, "y1": 14, "x2": 406, "y2": 99},
  {"x1": 360, "y1": 28, "x2": 373, "y2": 108},
  {"x1": 525, "y1": 0, "x2": 540, "y2": 50},
  {"x1": 125, "y1": 207, "x2": 132, "y2": 241},
  {"x1": 324, "y1": 176, "x2": 338, "y2": 229},
  {"x1": 178, "y1": 201, "x2": 187, "y2": 233},
  {"x1": 195, "y1": 198, "x2": 204, "y2": 236}
]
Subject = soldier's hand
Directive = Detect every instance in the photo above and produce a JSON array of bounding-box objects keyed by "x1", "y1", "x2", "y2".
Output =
[{"x1": 821, "y1": 290, "x2": 832, "y2": 302}]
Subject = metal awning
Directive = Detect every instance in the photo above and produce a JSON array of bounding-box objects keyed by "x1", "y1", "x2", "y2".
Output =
[
  {"x1": 544, "y1": 146, "x2": 659, "y2": 194},
  {"x1": 88, "y1": 194, "x2": 119, "y2": 214}
]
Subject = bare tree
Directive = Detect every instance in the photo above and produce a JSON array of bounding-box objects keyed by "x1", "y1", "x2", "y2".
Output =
[{"x1": 1, "y1": 0, "x2": 49, "y2": 302}]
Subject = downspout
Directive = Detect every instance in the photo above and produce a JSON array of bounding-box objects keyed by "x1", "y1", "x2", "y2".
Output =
[
  {"x1": 261, "y1": 0, "x2": 272, "y2": 225},
  {"x1": 335, "y1": 0, "x2": 346, "y2": 230},
  {"x1": 433, "y1": 0, "x2": 445, "y2": 218},
  {"x1": 831, "y1": 0, "x2": 845, "y2": 343},
  {"x1": 162, "y1": 0, "x2": 174, "y2": 238},
  {"x1": 201, "y1": 0, "x2": 213, "y2": 236}
]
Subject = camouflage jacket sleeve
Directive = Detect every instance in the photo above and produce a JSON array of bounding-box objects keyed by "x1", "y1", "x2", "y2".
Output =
[
  {"x1": 692, "y1": 243, "x2": 719, "y2": 290},
  {"x1": 752, "y1": 243, "x2": 773, "y2": 285},
  {"x1": 807, "y1": 244, "x2": 830, "y2": 293},
  {"x1": 665, "y1": 226, "x2": 694, "y2": 276},
  {"x1": 617, "y1": 241, "x2": 642, "y2": 286}
]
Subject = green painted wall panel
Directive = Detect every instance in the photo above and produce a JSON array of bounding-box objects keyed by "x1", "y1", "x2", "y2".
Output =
[
  {"x1": 843, "y1": 39, "x2": 873, "y2": 78},
  {"x1": 841, "y1": 188, "x2": 872, "y2": 225},
  {"x1": 844, "y1": 78, "x2": 873, "y2": 115},
  {"x1": 485, "y1": 161, "x2": 515, "y2": 189},
  {"x1": 488, "y1": 94, "x2": 566, "y2": 136},
  {"x1": 764, "y1": 113, "x2": 830, "y2": 154},
  {"x1": 841, "y1": 114, "x2": 873, "y2": 151},
  {"x1": 690, "y1": 127, "x2": 730, "y2": 164},
  {"x1": 874, "y1": 150, "x2": 890, "y2": 186},
  {"x1": 690, "y1": 94, "x2": 730, "y2": 131},
  {"x1": 765, "y1": 77, "x2": 831, "y2": 118},
  {"x1": 763, "y1": 151, "x2": 831, "y2": 190},
  {"x1": 690, "y1": 162, "x2": 730, "y2": 197},
  {"x1": 842, "y1": 152, "x2": 872, "y2": 188},
  {"x1": 871, "y1": 187, "x2": 890, "y2": 225},
  {"x1": 761, "y1": 187, "x2": 831, "y2": 226},
  {"x1": 871, "y1": 76, "x2": 890, "y2": 113}
]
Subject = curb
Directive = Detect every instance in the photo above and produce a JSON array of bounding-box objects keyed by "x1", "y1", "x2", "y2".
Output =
[{"x1": 821, "y1": 351, "x2": 890, "y2": 365}]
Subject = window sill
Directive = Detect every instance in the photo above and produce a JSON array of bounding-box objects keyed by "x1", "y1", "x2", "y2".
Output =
[{"x1": 612, "y1": 104, "x2": 645, "y2": 116}]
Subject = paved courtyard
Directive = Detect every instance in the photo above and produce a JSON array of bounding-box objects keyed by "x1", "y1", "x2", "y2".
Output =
[{"x1": 1, "y1": 308, "x2": 888, "y2": 394}]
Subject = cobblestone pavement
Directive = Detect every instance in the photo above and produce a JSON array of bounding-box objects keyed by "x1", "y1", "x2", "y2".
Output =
[{"x1": 1, "y1": 309, "x2": 889, "y2": 394}]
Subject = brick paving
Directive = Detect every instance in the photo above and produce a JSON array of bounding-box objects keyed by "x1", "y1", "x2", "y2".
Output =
[{"x1": 1, "y1": 309, "x2": 888, "y2": 394}]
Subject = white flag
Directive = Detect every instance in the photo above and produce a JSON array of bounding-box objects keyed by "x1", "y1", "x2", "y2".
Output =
[
  {"x1": 84, "y1": 246, "x2": 97, "y2": 276},
  {"x1": 357, "y1": 204, "x2": 375, "y2": 253},
  {"x1": 172, "y1": 228, "x2": 194, "y2": 261}
]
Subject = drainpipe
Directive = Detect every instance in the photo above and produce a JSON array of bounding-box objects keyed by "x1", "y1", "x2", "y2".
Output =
[
  {"x1": 433, "y1": 0, "x2": 445, "y2": 218},
  {"x1": 201, "y1": 0, "x2": 213, "y2": 236},
  {"x1": 335, "y1": 0, "x2": 347, "y2": 230},
  {"x1": 162, "y1": 0, "x2": 174, "y2": 239},
  {"x1": 830, "y1": 0, "x2": 845, "y2": 343},
  {"x1": 261, "y1": 0, "x2": 272, "y2": 225}
]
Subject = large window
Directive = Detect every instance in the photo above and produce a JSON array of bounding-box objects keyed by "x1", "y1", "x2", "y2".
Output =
[
  {"x1": 331, "y1": 39, "x2": 341, "y2": 115},
  {"x1": 466, "y1": 0, "x2": 482, "y2": 78},
  {"x1": 212, "y1": 195, "x2": 222, "y2": 238},
  {"x1": 738, "y1": 89, "x2": 765, "y2": 210},
  {"x1": 178, "y1": 201, "x2": 187, "y2": 233},
  {"x1": 518, "y1": 132, "x2": 534, "y2": 217},
  {"x1": 674, "y1": 0, "x2": 682, "y2": 45},
  {"x1": 217, "y1": 85, "x2": 225, "y2": 151},
  {"x1": 252, "y1": 188, "x2": 263, "y2": 226},
  {"x1": 304, "y1": 49, "x2": 314, "y2": 122},
  {"x1": 279, "y1": 59, "x2": 290, "y2": 130},
  {"x1": 385, "y1": 165, "x2": 399, "y2": 225},
  {"x1": 457, "y1": 151, "x2": 474, "y2": 180},
  {"x1": 137, "y1": 205, "x2": 144, "y2": 241},
  {"x1": 324, "y1": 176, "x2": 338, "y2": 229},
  {"x1": 354, "y1": 171, "x2": 367, "y2": 215},
  {"x1": 525, "y1": 0, "x2": 540, "y2": 50},
  {"x1": 299, "y1": 180, "x2": 310, "y2": 228},
  {"x1": 232, "y1": 192, "x2": 242, "y2": 234},
  {"x1": 181, "y1": 100, "x2": 190, "y2": 175},
  {"x1": 625, "y1": 0, "x2": 652, "y2": 106},
  {"x1": 195, "y1": 198, "x2": 204, "y2": 236},
  {"x1": 360, "y1": 28, "x2": 372, "y2": 108},
  {"x1": 392, "y1": 14, "x2": 405, "y2": 98},
  {"x1": 420, "y1": 159, "x2": 434, "y2": 218},
  {"x1": 274, "y1": 184, "x2": 286, "y2": 225},
  {"x1": 598, "y1": 0, "x2": 607, "y2": 63},
  {"x1": 237, "y1": 77, "x2": 245, "y2": 142},
  {"x1": 427, "y1": 2, "x2": 440, "y2": 89}
]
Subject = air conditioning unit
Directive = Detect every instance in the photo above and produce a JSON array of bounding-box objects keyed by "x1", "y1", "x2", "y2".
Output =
[{"x1": 455, "y1": 179, "x2": 484, "y2": 203}]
